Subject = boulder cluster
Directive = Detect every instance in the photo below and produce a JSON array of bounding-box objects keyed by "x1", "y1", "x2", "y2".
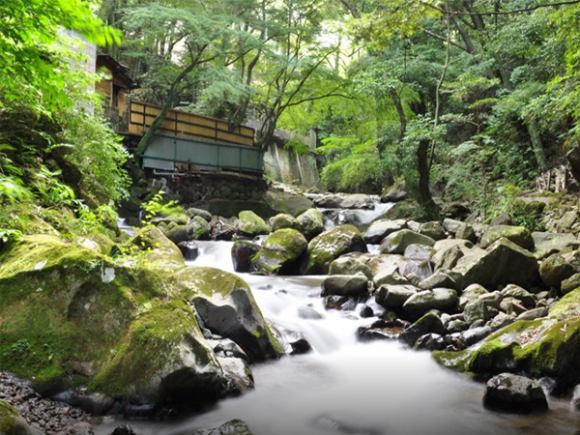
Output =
[{"x1": 228, "y1": 209, "x2": 580, "y2": 414}]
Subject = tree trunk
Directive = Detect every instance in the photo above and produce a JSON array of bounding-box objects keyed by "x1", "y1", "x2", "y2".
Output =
[
  {"x1": 417, "y1": 139, "x2": 440, "y2": 218},
  {"x1": 389, "y1": 88, "x2": 407, "y2": 141},
  {"x1": 135, "y1": 62, "x2": 196, "y2": 158}
]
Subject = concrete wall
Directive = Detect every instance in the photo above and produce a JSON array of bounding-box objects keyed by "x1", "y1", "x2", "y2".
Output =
[{"x1": 263, "y1": 130, "x2": 320, "y2": 188}]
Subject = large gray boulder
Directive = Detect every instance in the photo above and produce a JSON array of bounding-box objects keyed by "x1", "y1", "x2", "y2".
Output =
[
  {"x1": 399, "y1": 311, "x2": 445, "y2": 346},
  {"x1": 380, "y1": 229, "x2": 435, "y2": 255},
  {"x1": 480, "y1": 225, "x2": 534, "y2": 250},
  {"x1": 453, "y1": 238, "x2": 540, "y2": 289},
  {"x1": 483, "y1": 373, "x2": 548, "y2": 412},
  {"x1": 304, "y1": 225, "x2": 367, "y2": 274},
  {"x1": 364, "y1": 219, "x2": 406, "y2": 244}
]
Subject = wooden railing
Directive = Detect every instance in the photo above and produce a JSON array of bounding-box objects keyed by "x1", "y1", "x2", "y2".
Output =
[{"x1": 125, "y1": 101, "x2": 255, "y2": 147}]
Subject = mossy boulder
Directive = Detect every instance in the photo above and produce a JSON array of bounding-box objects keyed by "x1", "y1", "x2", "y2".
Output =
[
  {"x1": 434, "y1": 288, "x2": 580, "y2": 388},
  {"x1": 128, "y1": 226, "x2": 185, "y2": 271},
  {"x1": 251, "y1": 229, "x2": 307, "y2": 275},
  {"x1": 237, "y1": 211, "x2": 270, "y2": 237},
  {"x1": 480, "y1": 225, "x2": 534, "y2": 250},
  {"x1": 0, "y1": 400, "x2": 34, "y2": 435},
  {"x1": 453, "y1": 238, "x2": 540, "y2": 289},
  {"x1": 231, "y1": 240, "x2": 260, "y2": 273},
  {"x1": 268, "y1": 213, "x2": 299, "y2": 231},
  {"x1": 92, "y1": 299, "x2": 227, "y2": 404},
  {"x1": 539, "y1": 253, "x2": 576, "y2": 288},
  {"x1": 296, "y1": 208, "x2": 325, "y2": 240},
  {"x1": 532, "y1": 231, "x2": 580, "y2": 259},
  {"x1": 0, "y1": 233, "x2": 272, "y2": 407},
  {"x1": 329, "y1": 255, "x2": 373, "y2": 279},
  {"x1": 303, "y1": 225, "x2": 367, "y2": 274},
  {"x1": 177, "y1": 267, "x2": 284, "y2": 362}
]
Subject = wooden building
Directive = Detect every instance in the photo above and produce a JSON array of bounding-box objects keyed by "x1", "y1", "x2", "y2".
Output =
[{"x1": 95, "y1": 54, "x2": 262, "y2": 176}]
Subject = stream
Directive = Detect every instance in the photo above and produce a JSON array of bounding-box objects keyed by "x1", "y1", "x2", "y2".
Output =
[{"x1": 95, "y1": 238, "x2": 580, "y2": 435}]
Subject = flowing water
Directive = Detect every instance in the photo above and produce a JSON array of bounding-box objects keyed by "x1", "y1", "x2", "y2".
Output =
[{"x1": 96, "y1": 239, "x2": 580, "y2": 435}]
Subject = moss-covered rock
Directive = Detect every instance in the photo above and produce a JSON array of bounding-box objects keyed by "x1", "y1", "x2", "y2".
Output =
[
  {"x1": 0, "y1": 400, "x2": 34, "y2": 435},
  {"x1": 480, "y1": 225, "x2": 534, "y2": 250},
  {"x1": 303, "y1": 225, "x2": 367, "y2": 274},
  {"x1": 0, "y1": 232, "x2": 275, "y2": 407},
  {"x1": 127, "y1": 226, "x2": 185, "y2": 271},
  {"x1": 92, "y1": 300, "x2": 227, "y2": 405},
  {"x1": 176, "y1": 267, "x2": 284, "y2": 362},
  {"x1": 237, "y1": 211, "x2": 271, "y2": 237},
  {"x1": 539, "y1": 253, "x2": 576, "y2": 288},
  {"x1": 296, "y1": 208, "x2": 324, "y2": 240},
  {"x1": 434, "y1": 288, "x2": 580, "y2": 388},
  {"x1": 268, "y1": 213, "x2": 299, "y2": 231},
  {"x1": 251, "y1": 229, "x2": 307, "y2": 275}
]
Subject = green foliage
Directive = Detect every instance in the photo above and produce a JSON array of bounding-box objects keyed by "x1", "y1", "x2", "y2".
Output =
[
  {"x1": 142, "y1": 191, "x2": 185, "y2": 221},
  {"x1": 0, "y1": 0, "x2": 120, "y2": 115}
]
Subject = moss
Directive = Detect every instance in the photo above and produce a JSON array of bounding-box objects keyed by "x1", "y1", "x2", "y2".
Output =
[
  {"x1": 238, "y1": 210, "x2": 270, "y2": 236},
  {"x1": 0, "y1": 400, "x2": 19, "y2": 433},
  {"x1": 251, "y1": 229, "x2": 307, "y2": 274},
  {"x1": 434, "y1": 290, "x2": 580, "y2": 384},
  {"x1": 305, "y1": 225, "x2": 366, "y2": 274},
  {"x1": 91, "y1": 299, "x2": 216, "y2": 398}
]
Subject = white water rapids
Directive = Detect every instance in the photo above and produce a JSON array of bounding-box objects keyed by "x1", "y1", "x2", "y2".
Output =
[{"x1": 96, "y1": 239, "x2": 579, "y2": 435}]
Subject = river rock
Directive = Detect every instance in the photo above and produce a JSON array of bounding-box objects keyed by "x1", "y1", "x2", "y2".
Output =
[
  {"x1": 402, "y1": 288, "x2": 458, "y2": 320},
  {"x1": 217, "y1": 357, "x2": 254, "y2": 394},
  {"x1": 329, "y1": 255, "x2": 373, "y2": 279},
  {"x1": 403, "y1": 243, "x2": 434, "y2": 261},
  {"x1": 251, "y1": 229, "x2": 307, "y2": 275},
  {"x1": 364, "y1": 219, "x2": 406, "y2": 244},
  {"x1": 211, "y1": 216, "x2": 238, "y2": 241},
  {"x1": 237, "y1": 211, "x2": 270, "y2": 236},
  {"x1": 304, "y1": 225, "x2": 367, "y2": 274},
  {"x1": 296, "y1": 208, "x2": 325, "y2": 240},
  {"x1": 480, "y1": 225, "x2": 534, "y2": 250},
  {"x1": 399, "y1": 311, "x2": 445, "y2": 346},
  {"x1": 398, "y1": 258, "x2": 433, "y2": 285},
  {"x1": 231, "y1": 240, "x2": 260, "y2": 272},
  {"x1": 178, "y1": 240, "x2": 199, "y2": 261},
  {"x1": 434, "y1": 288, "x2": 580, "y2": 387},
  {"x1": 459, "y1": 284, "x2": 489, "y2": 309},
  {"x1": 418, "y1": 221, "x2": 446, "y2": 240},
  {"x1": 532, "y1": 231, "x2": 580, "y2": 259},
  {"x1": 185, "y1": 419, "x2": 254, "y2": 435},
  {"x1": 269, "y1": 213, "x2": 299, "y2": 231},
  {"x1": 456, "y1": 223, "x2": 477, "y2": 243},
  {"x1": 442, "y1": 218, "x2": 463, "y2": 235},
  {"x1": 561, "y1": 272, "x2": 580, "y2": 294},
  {"x1": 500, "y1": 284, "x2": 536, "y2": 309},
  {"x1": 380, "y1": 229, "x2": 435, "y2": 255},
  {"x1": 321, "y1": 273, "x2": 369, "y2": 297},
  {"x1": 453, "y1": 238, "x2": 540, "y2": 289},
  {"x1": 483, "y1": 373, "x2": 548, "y2": 412},
  {"x1": 187, "y1": 267, "x2": 283, "y2": 362},
  {"x1": 381, "y1": 182, "x2": 407, "y2": 202},
  {"x1": 516, "y1": 307, "x2": 548, "y2": 321},
  {"x1": 539, "y1": 253, "x2": 577, "y2": 288},
  {"x1": 432, "y1": 239, "x2": 479, "y2": 271},
  {"x1": 419, "y1": 270, "x2": 458, "y2": 290},
  {"x1": 375, "y1": 284, "x2": 419, "y2": 309}
]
